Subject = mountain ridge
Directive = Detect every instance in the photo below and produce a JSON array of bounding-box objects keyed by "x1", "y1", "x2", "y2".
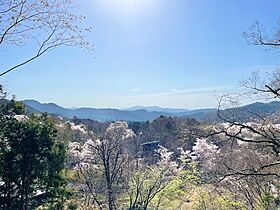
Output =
[
  {"x1": 22, "y1": 99, "x2": 280, "y2": 122},
  {"x1": 123, "y1": 106, "x2": 189, "y2": 114},
  {"x1": 22, "y1": 99, "x2": 215, "y2": 121}
]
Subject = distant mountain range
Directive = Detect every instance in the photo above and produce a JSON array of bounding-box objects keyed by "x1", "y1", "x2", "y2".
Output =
[
  {"x1": 22, "y1": 100, "x2": 217, "y2": 121},
  {"x1": 22, "y1": 100, "x2": 280, "y2": 122},
  {"x1": 123, "y1": 106, "x2": 189, "y2": 114}
]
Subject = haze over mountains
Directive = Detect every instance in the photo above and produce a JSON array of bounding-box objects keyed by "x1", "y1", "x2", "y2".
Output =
[
  {"x1": 23, "y1": 99, "x2": 217, "y2": 121},
  {"x1": 23, "y1": 99, "x2": 280, "y2": 122},
  {"x1": 123, "y1": 106, "x2": 190, "y2": 114}
]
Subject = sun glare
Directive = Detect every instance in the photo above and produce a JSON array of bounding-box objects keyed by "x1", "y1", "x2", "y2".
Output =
[{"x1": 94, "y1": 0, "x2": 158, "y2": 17}]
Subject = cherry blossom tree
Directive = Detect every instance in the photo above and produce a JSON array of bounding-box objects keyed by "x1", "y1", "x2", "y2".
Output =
[{"x1": 0, "y1": 0, "x2": 92, "y2": 76}]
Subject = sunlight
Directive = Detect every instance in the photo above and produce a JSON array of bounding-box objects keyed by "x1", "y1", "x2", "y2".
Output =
[
  {"x1": 2, "y1": 1, "x2": 280, "y2": 209},
  {"x1": 122, "y1": 0, "x2": 157, "y2": 10},
  {"x1": 94, "y1": 0, "x2": 158, "y2": 17}
]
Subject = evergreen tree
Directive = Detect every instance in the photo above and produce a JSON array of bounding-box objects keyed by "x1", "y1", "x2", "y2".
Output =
[{"x1": 0, "y1": 96, "x2": 67, "y2": 209}]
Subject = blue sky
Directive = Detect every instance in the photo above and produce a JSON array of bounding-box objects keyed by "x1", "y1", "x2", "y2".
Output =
[{"x1": 0, "y1": 0, "x2": 279, "y2": 109}]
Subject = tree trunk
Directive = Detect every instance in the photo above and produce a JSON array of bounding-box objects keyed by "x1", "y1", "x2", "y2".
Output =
[
  {"x1": 24, "y1": 152, "x2": 32, "y2": 210},
  {"x1": 7, "y1": 180, "x2": 11, "y2": 210},
  {"x1": 20, "y1": 176, "x2": 25, "y2": 210},
  {"x1": 108, "y1": 189, "x2": 115, "y2": 210},
  {"x1": 105, "y1": 161, "x2": 115, "y2": 210}
]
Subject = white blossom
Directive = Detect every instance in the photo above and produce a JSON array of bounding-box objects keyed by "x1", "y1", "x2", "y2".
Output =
[
  {"x1": 156, "y1": 145, "x2": 177, "y2": 167},
  {"x1": 192, "y1": 138, "x2": 218, "y2": 161},
  {"x1": 105, "y1": 121, "x2": 135, "y2": 140},
  {"x1": 69, "y1": 122, "x2": 87, "y2": 134},
  {"x1": 178, "y1": 147, "x2": 191, "y2": 163},
  {"x1": 14, "y1": 115, "x2": 29, "y2": 122}
]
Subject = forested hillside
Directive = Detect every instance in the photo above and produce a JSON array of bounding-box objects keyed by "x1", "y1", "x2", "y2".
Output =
[
  {"x1": 1, "y1": 91, "x2": 280, "y2": 209},
  {"x1": 1, "y1": 0, "x2": 280, "y2": 209},
  {"x1": 23, "y1": 99, "x2": 280, "y2": 123}
]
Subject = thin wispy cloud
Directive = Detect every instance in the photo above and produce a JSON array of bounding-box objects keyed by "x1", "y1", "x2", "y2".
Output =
[
  {"x1": 129, "y1": 88, "x2": 142, "y2": 92},
  {"x1": 122, "y1": 85, "x2": 236, "y2": 98},
  {"x1": 115, "y1": 85, "x2": 240, "y2": 109}
]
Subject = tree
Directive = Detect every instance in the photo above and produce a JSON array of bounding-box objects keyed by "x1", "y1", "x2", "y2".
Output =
[
  {"x1": 243, "y1": 20, "x2": 280, "y2": 49},
  {"x1": 69, "y1": 121, "x2": 135, "y2": 210},
  {"x1": 195, "y1": 20, "x2": 280, "y2": 209},
  {"x1": 198, "y1": 85, "x2": 280, "y2": 209},
  {"x1": 198, "y1": 19, "x2": 280, "y2": 178},
  {"x1": 125, "y1": 146, "x2": 174, "y2": 210},
  {"x1": 0, "y1": 99, "x2": 67, "y2": 209},
  {"x1": 124, "y1": 146, "x2": 201, "y2": 210},
  {"x1": 0, "y1": 0, "x2": 92, "y2": 77},
  {"x1": 210, "y1": 20, "x2": 280, "y2": 177},
  {"x1": 125, "y1": 165, "x2": 170, "y2": 210}
]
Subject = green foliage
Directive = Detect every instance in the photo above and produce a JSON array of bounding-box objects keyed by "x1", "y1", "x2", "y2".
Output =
[
  {"x1": 0, "y1": 99, "x2": 67, "y2": 209},
  {"x1": 67, "y1": 201, "x2": 78, "y2": 210},
  {"x1": 124, "y1": 165, "x2": 170, "y2": 210},
  {"x1": 262, "y1": 192, "x2": 276, "y2": 210},
  {"x1": 7, "y1": 99, "x2": 25, "y2": 114},
  {"x1": 152, "y1": 162, "x2": 201, "y2": 209},
  {"x1": 0, "y1": 98, "x2": 25, "y2": 116},
  {"x1": 214, "y1": 196, "x2": 246, "y2": 210},
  {"x1": 193, "y1": 191, "x2": 246, "y2": 210}
]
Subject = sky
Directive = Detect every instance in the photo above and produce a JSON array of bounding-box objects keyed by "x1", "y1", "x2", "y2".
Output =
[{"x1": 0, "y1": 0, "x2": 280, "y2": 109}]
